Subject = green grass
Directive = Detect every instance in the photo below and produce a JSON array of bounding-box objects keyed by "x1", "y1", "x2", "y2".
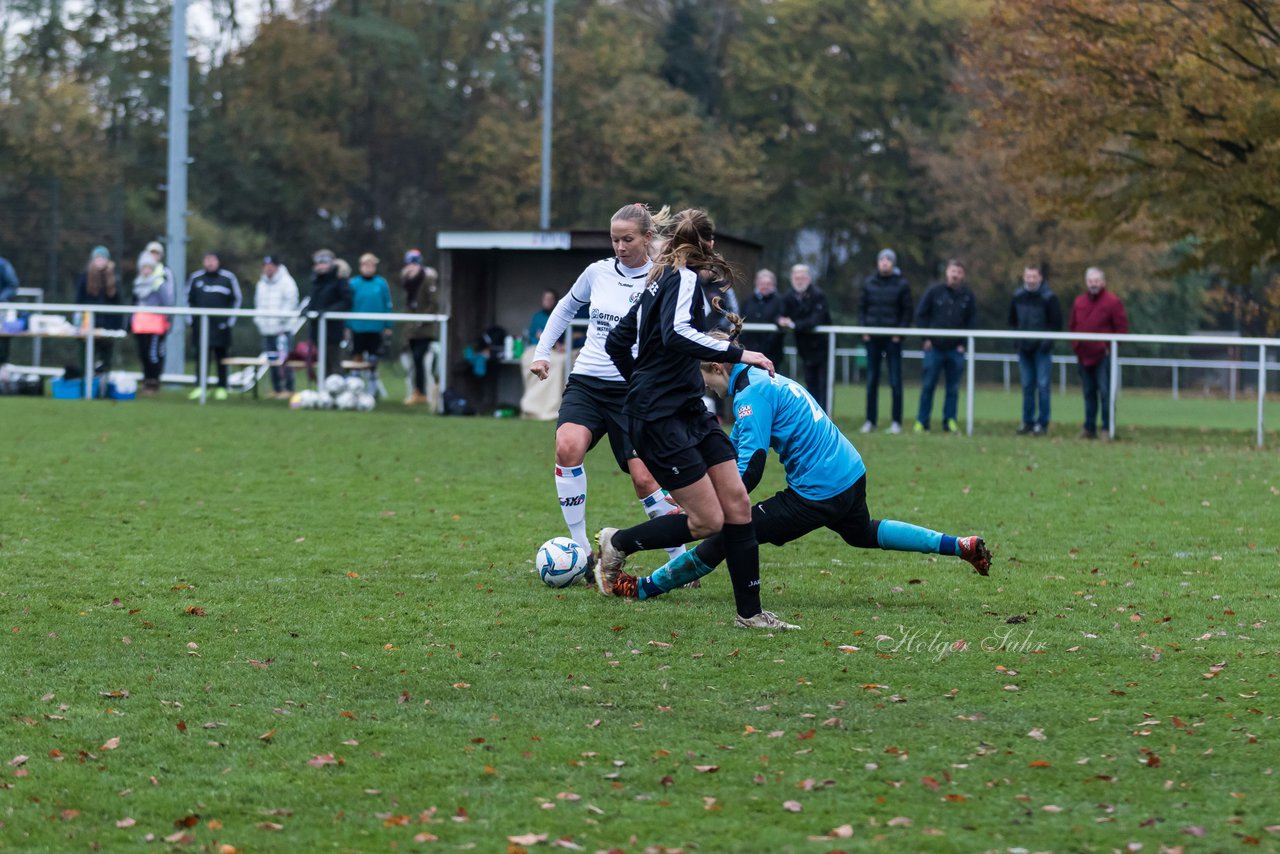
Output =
[{"x1": 1, "y1": 392, "x2": 1277, "y2": 852}]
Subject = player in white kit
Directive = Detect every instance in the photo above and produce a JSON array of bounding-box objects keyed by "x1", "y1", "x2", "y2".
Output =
[{"x1": 529, "y1": 204, "x2": 685, "y2": 570}]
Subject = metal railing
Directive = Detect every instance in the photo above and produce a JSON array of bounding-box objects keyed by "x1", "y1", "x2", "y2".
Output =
[
  {"x1": 0, "y1": 302, "x2": 449, "y2": 409},
  {"x1": 731, "y1": 323, "x2": 1278, "y2": 447}
]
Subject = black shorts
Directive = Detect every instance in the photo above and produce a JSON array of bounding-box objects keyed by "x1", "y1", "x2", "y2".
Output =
[
  {"x1": 752, "y1": 475, "x2": 878, "y2": 549},
  {"x1": 556, "y1": 374, "x2": 637, "y2": 473},
  {"x1": 631, "y1": 404, "x2": 736, "y2": 492}
]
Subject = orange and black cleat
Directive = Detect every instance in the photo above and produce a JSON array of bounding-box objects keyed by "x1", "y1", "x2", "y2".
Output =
[{"x1": 957, "y1": 536, "x2": 991, "y2": 576}]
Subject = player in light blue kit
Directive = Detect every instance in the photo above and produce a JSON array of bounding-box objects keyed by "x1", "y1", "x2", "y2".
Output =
[{"x1": 601, "y1": 355, "x2": 992, "y2": 616}]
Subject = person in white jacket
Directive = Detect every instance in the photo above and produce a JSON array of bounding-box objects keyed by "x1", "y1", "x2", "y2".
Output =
[{"x1": 253, "y1": 255, "x2": 300, "y2": 398}]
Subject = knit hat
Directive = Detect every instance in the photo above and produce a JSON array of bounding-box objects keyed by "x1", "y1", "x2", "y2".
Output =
[
  {"x1": 404, "y1": 249, "x2": 423, "y2": 265},
  {"x1": 91, "y1": 246, "x2": 110, "y2": 260},
  {"x1": 263, "y1": 254, "x2": 281, "y2": 266},
  {"x1": 145, "y1": 241, "x2": 164, "y2": 258},
  {"x1": 877, "y1": 248, "x2": 897, "y2": 264}
]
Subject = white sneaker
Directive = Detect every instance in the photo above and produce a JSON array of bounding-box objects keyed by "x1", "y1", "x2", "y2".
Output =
[
  {"x1": 859, "y1": 421, "x2": 875, "y2": 434},
  {"x1": 887, "y1": 421, "x2": 903, "y2": 434},
  {"x1": 734, "y1": 610, "x2": 800, "y2": 630}
]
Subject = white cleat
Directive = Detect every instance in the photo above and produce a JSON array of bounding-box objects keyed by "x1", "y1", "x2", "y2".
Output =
[
  {"x1": 859, "y1": 421, "x2": 875, "y2": 434},
  {"x1": 734, "y1": 610, "x2": 800, "y2": 630},
  {"x1": 887, "y1": 421, "x2": 903, "y2": 434},
  {"x1": 595, "y1": 527, "x2": 625, "y2": 596}
]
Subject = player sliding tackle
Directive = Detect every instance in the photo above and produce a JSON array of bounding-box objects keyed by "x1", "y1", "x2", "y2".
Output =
[{"x1": 595, "y1": 348, "x2": 992, "y2": 616}]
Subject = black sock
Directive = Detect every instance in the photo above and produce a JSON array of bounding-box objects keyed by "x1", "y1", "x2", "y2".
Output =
[
  {"x1": 721, "y1": 521, "x2": 761, "y2": 617},
  {"x1": 694, "y1": 535, "x2": 726, "y2": 568},
  {"x1": 612, "y1": 514, "x2": 692, "y2": 554}
]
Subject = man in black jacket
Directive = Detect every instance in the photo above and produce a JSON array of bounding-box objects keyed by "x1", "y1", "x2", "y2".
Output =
[
  {"x1": 185, "y1": 251, "x2": 242, "y2": 400},
  {"x1": 1008, "y1": 265, "x2": 1062, "y2": 435},
  {"x1": 778, "y1": 264, "x2": 832, "y2": 411},
  {"x1": 309, "y1": 248, "x2": 353, "y2": 377},
  {"x1": 858, "y1": 249, "x2": 912, "y2": 433},
  {"x1": 913, "y1": 259, "x2": 977, "y2": 432},
  {"x1": 738, "y1": 268, "x2": 785, "y2": 367}
]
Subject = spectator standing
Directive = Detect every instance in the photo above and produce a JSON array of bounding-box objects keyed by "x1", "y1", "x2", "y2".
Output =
[
  {"x1": 778, "y1": 264, "x2": 832, "y2": 410},
  {"x1": 74, "y1": 246, "x2": 123, "y2": 373},
  {"x1": 136, "y1": 241, "x2": 177, "y2": 298},
  {"x1": 739, "y1": 269, "x2": 785, "y2": 368},
  {"x1": 253, "y1": 255, "x2": 300, "y2": 399},
  {"x1": 131, "y1": 256, "x2": 174, "y2": 396},
  {"x1": 0, "y1": 252, "x2": 17, "y2": 365},
  {"x1": 401, "y1": 250, "x2": 440, "y2": 407},
  {"x1": 347, "y1": 253, "x2": 393, "y2": 370},
  {"x1": 185, "y1": 251, "x2": 242, "y2": 401},
  {"x1": 1068, "y1": 266, "x2": 1129, "y2": 440},
  {"x1": 309, "y1": 248, "x2": 353, "y2": 377},
  {"x1": 528, "y1": 289, "x2": 557, "y2": 345},
  {"x1": 1008, "y1": 265, "x2": 1063, "y2": 435},
  {"x1": 913, "y1": 259, "x2": 977, "y2": 433},
  {"x1": 858, "y1": 249, "x2": 912, "y2": 433}
]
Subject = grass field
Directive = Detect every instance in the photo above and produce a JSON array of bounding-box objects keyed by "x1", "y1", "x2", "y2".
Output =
[{"x1": 1, "y1": 389, "x2": 1277, "y2": 852}]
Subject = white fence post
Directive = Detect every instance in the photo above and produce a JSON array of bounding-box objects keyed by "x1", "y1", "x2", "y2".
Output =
[
  {"x1": 197, "y1": 314, "x2": 209, "y2": 405},
  {"x1": 1108, "y1": 339, "x2": 1119, "y2": 440},
  {"x1": 1258, "y1": 345, "x2": 1267, "y2": 449},
  {"x1": 825, "y1": 331, "x2": 836, "y2": 415},
  {"x1": 83, "y1": 310, "x2": 96, "y2": 399},
  {"x1": 966, "y1": 335, "x2": 975, "y2": 436}
]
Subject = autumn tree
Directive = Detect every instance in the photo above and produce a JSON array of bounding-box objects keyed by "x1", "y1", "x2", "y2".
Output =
[{"x1": 965, "y1": 0, "x2": 1280, "y2": 283}]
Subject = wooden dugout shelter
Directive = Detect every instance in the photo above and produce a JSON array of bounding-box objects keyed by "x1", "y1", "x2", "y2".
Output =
[{"x1": 436, "y1": 229, "x2": 764, "y2": 412}]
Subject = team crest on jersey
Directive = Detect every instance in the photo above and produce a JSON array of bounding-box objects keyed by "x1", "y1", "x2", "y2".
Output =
[
  {"x1": 628, "y1": 291, "x2": 642, "y2": 304},
  {"x1": 736, "y1": 404, "x2": 753, "y2": 418}
]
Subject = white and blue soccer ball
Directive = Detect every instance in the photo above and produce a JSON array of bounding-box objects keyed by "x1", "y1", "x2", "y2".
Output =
[
  {"x1": 536, "y1": 536, "x2": 589, "y2": 588},
  {"x1": 345, "y1": 375, "x2": 366, "y2": 395},
  {"x1": 355, "y1": 392, "x2": 376, "y2": 412},
  {"x1": 335, "y1": 390, "x2": 357, "y2": 411},
  {"x1": 315, "y1": 391, "x2": 334, "y2": 410}
]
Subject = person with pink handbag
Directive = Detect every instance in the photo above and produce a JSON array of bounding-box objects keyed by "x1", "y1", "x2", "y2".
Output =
[{"x1": 131, "y1": 254, "x2": 174, "y2": 396}]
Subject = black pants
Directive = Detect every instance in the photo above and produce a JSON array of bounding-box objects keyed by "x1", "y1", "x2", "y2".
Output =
[
  {"x1": 351, "y1": 332, "x2": 383, "y2": 364},
  {"x1": 864, "y1": 337, "x2": 903, "y2": 425},
  {"x1": 409, "y1": 338, "x2": 433, "y2": 394},
  {"x1": 800, "y1": 359, "x2": 828, "y2": 413},
  {"x1": 135, "y1": 333, "x2": 167, "y2": 381}
]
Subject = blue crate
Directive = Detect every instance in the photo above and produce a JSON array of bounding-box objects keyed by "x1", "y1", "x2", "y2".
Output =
[{"x1": 51, "y1": 377, "x2": 101, "y2": 399}]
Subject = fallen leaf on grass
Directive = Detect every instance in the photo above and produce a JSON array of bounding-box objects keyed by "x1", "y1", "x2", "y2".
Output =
[
  {"x1": 693, "y1": 765, "x2": 719, "y2": 773},
  {"x1": 8, "y1": 756, "x2": 27, "y2": 767},
  {"x1": 413, "y1": 833, "x2": 438, "y2": 843},
  {"x1": 508, "y1": 833, "x2": 548, "y2": 845},
  {"x1": 99, "y1": 690, "x2": 129, "y2": 699},
  {"x1": 256, "y1": 822, "x2": 284, "y2": 831},
  {"x1": 782, "y1": 800, "x2": 803, "y2": 812},
  {"x1": 116, "y1": 817, "x2": 136, "y2": 828},
  {"x1": 1029, "y1": 760, "x2": 1052, "y2": 768},
  {"x1": 308, "y1": 754, "x2": 340, "y2": 767},
  {"x1": 184, "y1": 607, "x2": 206, "y2": 617},
  {"x1": 887, "y1": 816, "x2": 913, "y2": 827},
  {"x1": 101, "y1": 737, "x2": 120, "y2": 751}
]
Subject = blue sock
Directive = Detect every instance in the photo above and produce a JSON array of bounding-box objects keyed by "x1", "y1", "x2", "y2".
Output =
[
  {"x1": 876, "y1": 519, "x2": 953, "y2": 555},
  {"x1": 639, "y1": 550, "x2": 715, "y2": 600}
]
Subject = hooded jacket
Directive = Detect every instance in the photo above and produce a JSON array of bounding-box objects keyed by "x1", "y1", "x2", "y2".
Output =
[{"x1": 254, "y1": 265, "x2": 300, "y2": 337}]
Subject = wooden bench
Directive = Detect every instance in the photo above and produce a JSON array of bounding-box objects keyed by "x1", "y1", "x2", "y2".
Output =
[{"x1": 220, "y1": 356, "x2": 311, "y2": 398}]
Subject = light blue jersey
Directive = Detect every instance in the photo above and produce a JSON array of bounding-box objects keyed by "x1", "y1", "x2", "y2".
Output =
[{"x1": 728, "y1": 364, "x2": 865, "y2": 500}]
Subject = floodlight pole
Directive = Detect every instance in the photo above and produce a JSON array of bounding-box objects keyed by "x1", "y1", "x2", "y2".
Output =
[
  {"x1": 164, "y1": 0, "x2": 190, "y2": 378},
  {"x1": 539, "y1": 0, "x2": 554, "y2": 230}
]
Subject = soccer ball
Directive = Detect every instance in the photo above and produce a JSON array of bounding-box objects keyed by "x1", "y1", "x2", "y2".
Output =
[
  {"x1": 297, "y1": 389, "x2": 319, "y2": 409},
  {"x1": 355, "y1": 392, "x2": 376, "y2": 412},
  {"x1": 345, "y1": 375, "x2": 365, "y2": 395},
  {"x1": 315, "y1": 391, "x2": 334, "y2": 410},
  {"x1": 335, "y1": 390, "x2": 357, "y2": 410},
  {"x1": 324, "y1": 373, "x2": 346, "y2": 395},
  {"x1": 536, "y1": 537, "x2": 589, "y2": 588}
]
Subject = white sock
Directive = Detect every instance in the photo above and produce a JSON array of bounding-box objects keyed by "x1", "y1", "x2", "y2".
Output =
[
  {"x1": 555, "y1": 464, "x2": 590, "y2": 554},
  {"x1": 641, "y1": 489, "x2": 687, "y2": 560}
]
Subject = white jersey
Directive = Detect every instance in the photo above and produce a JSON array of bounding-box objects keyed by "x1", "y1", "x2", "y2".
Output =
[{"x1": 533, "y1": 257, "x2": 651, "y2": 383}]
